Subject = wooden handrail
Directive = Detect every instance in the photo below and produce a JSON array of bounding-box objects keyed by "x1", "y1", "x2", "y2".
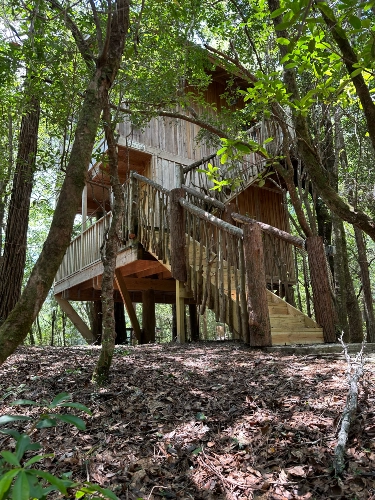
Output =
[
  {"x1": 179, "y1": 198, "x2": 243, "y2": 238},
  {"x1": 132, "y1": 171, "x2": 170, "y2": 195},
  {"x1": 231, "y1": 212, "x2": 305, "y2": 249},
  {"x1": 182, "y1": 153, "x2": 217, "y2": 174},
  {"x1": 181, "y1": 185, "x2": 225, "y2": 210}
]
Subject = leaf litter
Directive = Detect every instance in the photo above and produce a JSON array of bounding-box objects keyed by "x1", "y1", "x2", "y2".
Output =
[{"x1": 0, "y1": 343, "x2": 375, "y2": 499}]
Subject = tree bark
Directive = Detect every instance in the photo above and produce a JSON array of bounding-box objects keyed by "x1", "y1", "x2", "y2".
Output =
[
  {"x1": 0, "y1": 0, "x2": 129, "y2": 366},
  {"x1": 243, "y1": 222, "x2": 272, "y2": 347},
  {"x1": 189, "y1": 303, "x2": 200, "y2": 341},
  {"x1": 332, "y1": 214, "x2": 350, "y2": 342},
  {"x1": 142, "y1": 289, "x2": 156, "y2": 344},
  {"x1": 306, "y1": 236, "x2": 337, "y2": 342},
  {"x1": 92, "y1": 300, "x2": 103, "y2": 344},
  {"x1": 93, "y1": 96, "x2": 126, "y2": 382},
  {"x1": 0, "y1": 95, "x2": 40, "y2": 322},
  {"x1": 354, "y1": 227, "x2": 375, "y2": 342},
  {"x1": 114, "y1": 302, "x2": 127, "y2": 344}
]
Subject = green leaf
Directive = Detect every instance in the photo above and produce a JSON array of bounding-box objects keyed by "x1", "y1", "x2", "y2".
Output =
[
  {"x1": 76, "y1": 492, "x2": 85, "y2": 499},
  {"x1": 0, "y1": 415, "x2": 32, "y2": 426},
  {"x1": 348, "y1": 15, "x2": 361, "y2": 29},
  {"x1": 317, "y1": 2, "x2": 336, "y2": 21},
  {"x1": 351, "y1": 68, "x2": 362, "y2": 77},
  {"x1": 195, "y1": 412, "x2": 207, "y2": 421},
  {"x1": 24, "y1": 454, "x2": 54, "y2": 467},
  {"x1": 28, "y1": 470, "x2": 74, "y2": 495},
  {"x1": 276, "y1": 37, "x2": 290, "y2": 45},
  {"x1": 79, "y1": 483, "x2": 119, "y2": 500},
  {"x1": 49, "y1": 393, "x2": 71, "y2": 408},
  {"x1": 12, "y1": 471, "x2": 29, "y2": 500},
  {"x1": 36, "y1": 418, "x2": 57, "y2": 429},
  {"x1": 0, "y1": 451, "x2": 20, "y2": 467},
  {"x1": 53, "y1": 414, "x2": 86, "y2": 430},
  {"x1": 191, "y1": 447, "x2": 203, "y2": 455},
  {"x1": 15, "y1": 434, "x2": 37, "y2": 461},
  {"x1": 235, "y1": 143, "x2": 251, "y2": 153},
  {"x1": 59, "y1": 402, "x2": 92, "y2": 415},
  {"x1": 270, "y1": 7, "x2": 286, "y2": 18},
  {"x1": 10, "y1": 400, "x2": 39, "y2": 406},
  {"x1": 0, "y1": 470, "x2": 20, "y2": 500}
]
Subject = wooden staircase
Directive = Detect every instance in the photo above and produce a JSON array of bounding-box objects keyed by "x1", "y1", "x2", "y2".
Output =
[{"x1": 267, "y1": 292, "x2": 324, "y2": 345}]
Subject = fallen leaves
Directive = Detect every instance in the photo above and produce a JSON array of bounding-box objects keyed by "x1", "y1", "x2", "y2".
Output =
[{"x1": 0, "y1": 344, "x2": 374, "y2": 499}]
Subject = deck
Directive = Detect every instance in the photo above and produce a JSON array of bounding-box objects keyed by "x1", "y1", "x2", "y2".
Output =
[{"x1": 54, "y1": 172, "x2": 324, "y2": 346}]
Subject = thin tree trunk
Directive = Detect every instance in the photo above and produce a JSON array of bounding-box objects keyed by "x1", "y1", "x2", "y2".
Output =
[
  {"x1": 332, "y1": 214, "x2": 350, "y2": 342},
  {"x1": 0, "y1": 0, "x2": 129, "y2": 365},
  {"x1": 0, "y1": 95, "x2": 40, "y2": 322},
  {"x1": 0, "y1": 112, "x2": 14, "y2": 260},
  {"x1": 354, "y1": 227, "x2": 375, "y2": 342},
  {"x1": 93, "y1": 96, "x2": 125, "y2": 382},
  {"x1": 114, "y1": 302, "x2": 127, "y2": 344}
]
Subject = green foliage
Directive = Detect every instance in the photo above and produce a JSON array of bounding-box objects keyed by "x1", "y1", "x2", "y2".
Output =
[{"x1": 0, "y1": 393, "x2": 117, "y2": 500}]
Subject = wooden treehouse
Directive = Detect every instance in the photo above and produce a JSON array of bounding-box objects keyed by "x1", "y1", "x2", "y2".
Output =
[{"x1": 54, "y1": 74, "x2": 334, "y2": 347}]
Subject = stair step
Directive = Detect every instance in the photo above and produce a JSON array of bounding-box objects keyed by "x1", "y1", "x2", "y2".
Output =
[{"x1": 271, "y1": 330, "x2": 324, "y2": 345}]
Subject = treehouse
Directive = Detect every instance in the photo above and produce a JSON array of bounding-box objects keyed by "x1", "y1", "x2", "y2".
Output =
[{"x1": 54, "y1": 70, "x2": 334, "y2": 347}]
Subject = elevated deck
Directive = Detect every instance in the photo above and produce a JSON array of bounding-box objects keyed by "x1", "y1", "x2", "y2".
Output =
[{"x1": 55, "y1": 173, "x2": 324, "y2": 346}]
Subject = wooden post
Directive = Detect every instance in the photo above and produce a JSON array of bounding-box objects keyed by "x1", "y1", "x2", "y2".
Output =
[
  {"x1": 55, "y1": 295, "x2": 94, "y2": 344},
  {"x1": 170, "y1": 188, "x2": 187, "y2": 282},
  {"x1": 142, "y1": 289, "x2": 155, "y2": 344},
  {"x1": 243, "y1": 222, "x2": 272, "y2": 347},
  {"x1": 114, "y1": 269, "x2": 142, "y2": 342},
  {"x1": 306, "y1": 236, "x2": 337, "y2": 342},
  {"x1": 176, "y1": 280, "x2": 186, "y2": 343},
  {"x1": 189, "y1": 304, "x2": 200, "y2": 341}
]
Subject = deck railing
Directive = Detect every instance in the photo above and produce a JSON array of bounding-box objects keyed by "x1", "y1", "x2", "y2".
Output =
[{"x1": 55, "y1": 213, "x2": 112, "y2": 283}]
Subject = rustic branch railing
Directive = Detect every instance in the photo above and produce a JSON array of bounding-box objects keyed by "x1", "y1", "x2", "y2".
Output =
[{"x1": 131, "y1": 171, "x2": 170, "y2": 265}]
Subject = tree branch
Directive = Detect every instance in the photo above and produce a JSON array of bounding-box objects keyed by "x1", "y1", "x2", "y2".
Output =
[{"x1": 47, "y1": 0, "x2": 95, "y2": 69}]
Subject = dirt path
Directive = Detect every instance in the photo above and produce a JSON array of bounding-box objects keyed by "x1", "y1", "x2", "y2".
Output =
[{"x1": 1, "y1": 343, "x2": 374, "y2": 499}]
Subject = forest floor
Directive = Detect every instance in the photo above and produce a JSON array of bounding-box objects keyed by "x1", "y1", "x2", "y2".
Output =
[{"x1": 0, "y1": 343, "x2": 375, "y2": 500}]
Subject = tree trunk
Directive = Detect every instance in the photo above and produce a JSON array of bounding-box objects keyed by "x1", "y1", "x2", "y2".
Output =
[
  {"x1": 93, "y1": 98, "x2": 126, "y2": 382},
  {"x1": 243, "y1": 222, "x2": 272, "y2": 347},
  {"x1": 189, "y1": 304, "x2": 200, "y2": 341},
  {"x1": 142, "y1": 289, "x2": 156, "y2": 344},
  {"x1": 114, "y1": 302, "x2": 127, "y2": 344},
  {"x1": 0, "y1": 0, "x2": 129, "y2": 366},
  {"x1": 172, "y1": 303, "x2": 177, "y2": 340},
  {"x1": 306, "y1": 236, "x2": 337, "y2": 342},
  {"x1": 0, "y1": 95, "x2": 40, "y2": 322},
  {"x1": 92, "y1": 300, "x2": 103, "y2": 344},
  {"x1": 332, "y1": 214, "x2": 350, "y2": 342},
  {"x1": 354, "y1": 227, "x2": 375, "y2": 342},
  {"x1": 0, "y1": 112, "x2": 14, "y2": 260}
]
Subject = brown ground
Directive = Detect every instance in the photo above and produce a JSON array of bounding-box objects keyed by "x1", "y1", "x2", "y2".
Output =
[{"x1": 0, "y1": 343, "x2": 374, "y2": 499}]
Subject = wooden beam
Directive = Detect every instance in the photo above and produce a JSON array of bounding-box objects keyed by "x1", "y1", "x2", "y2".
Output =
[
  {"x1": 135, "y1": 262, "x2": 166, "y2": 278},
  {"x1": 92, "y1": 275, "x2": 176, "y2": 292},
  {"x1": 176, "y1": 280, "x2": 185, "y2": 343},
  {"x1": 55, "y1": 295, "x2": 94, "y2": 344},
  {"x1": 121, "y1": 260, "x2": 163, "y2": 277},
  {"x1": 115, "y1": 269, "x2": 142, "y2": 342},
  {"x1": 54, "y1": 247, "x2": 138, "y2": 294}
]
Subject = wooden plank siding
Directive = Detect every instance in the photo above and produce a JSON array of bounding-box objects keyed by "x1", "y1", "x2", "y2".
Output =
[{"x1": 232, "y1": 183, "x2": 295, "y2": 284}]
